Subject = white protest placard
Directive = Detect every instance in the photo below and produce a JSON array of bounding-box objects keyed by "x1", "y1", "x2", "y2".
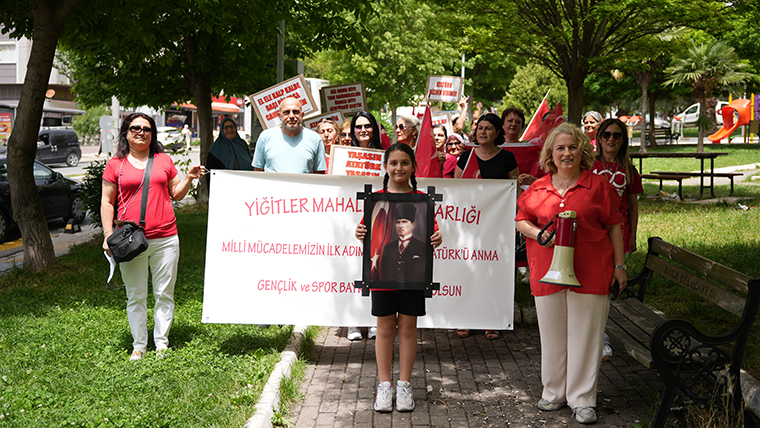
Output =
[
  {"x1": 328, "y1": 145, "x2": 385, "y2": 176},
  {"x1": 303, "y1": 111, "x2": 345, "y2": 132},
  {"x1": 426, "y1": 75, "x2": 463, "y2": 103},
  {"x1": 320, "y1": 82, "x2": 367, "y2": 114},
  {"x1": 202, "y1": 172, "x2": 516, "y2": 329},
  {"x1": 431, "y1": 112, "x2": 453, "y2": 136},
  {"x1": 249, "y1": 74, "x2": 318, "y2": 130}
]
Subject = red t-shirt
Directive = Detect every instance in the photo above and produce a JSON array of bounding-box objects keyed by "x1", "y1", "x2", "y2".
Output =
[
  {"x1": 515, "y1": 170, "x2": 622, "y2": 296},
  {"x1": 591, "y1": 160, "x2": 643, "y2": 217},
  {"x1": 103, "y1": 153, "x2": 179, "y2": 239}
]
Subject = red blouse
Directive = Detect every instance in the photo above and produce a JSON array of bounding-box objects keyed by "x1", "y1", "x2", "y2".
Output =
[{"x1": 515, "y1": 170, "x2": 622, "y2": 296}]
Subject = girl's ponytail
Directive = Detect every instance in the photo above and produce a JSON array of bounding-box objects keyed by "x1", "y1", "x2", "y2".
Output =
[{"x1": 382, "y1": 172, "x2": 390, "y2": 192}]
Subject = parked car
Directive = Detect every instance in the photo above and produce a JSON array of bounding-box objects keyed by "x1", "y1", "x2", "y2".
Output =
[
  {"x1": 0, "y1": 128, "x2": 82, "y2": 167},
  {"x1": 157, "y1": 126, "x2": 184, "y2": 152},
  {"x1": 675, "y1": 102, "x2": 728, "y2": 127},
  {"x1": 0, "y1": 157, "x2": 85, "y2": 242}
]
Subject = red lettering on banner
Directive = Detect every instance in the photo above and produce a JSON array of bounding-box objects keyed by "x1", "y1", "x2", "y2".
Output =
[
  {"x1": 436, "y1": 82, "x2": 453, "y2": 88},
  {"x1": 432, "y1": 285, "x2": 462, "y2": 297}
]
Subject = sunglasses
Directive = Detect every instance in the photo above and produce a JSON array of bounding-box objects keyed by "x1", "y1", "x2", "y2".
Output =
[
  {"x1": 601, "y1": 131, "x2": 623, "y2": 140},
  {"x1": 354, "y1": 124, "x2": 373, "y2": 131},
  {"x1": 395, "y1": 123, "x2": 406, "y2": 131},
  {"x1": 129, "y1": 126, "x2": 152, "y2": 134}
]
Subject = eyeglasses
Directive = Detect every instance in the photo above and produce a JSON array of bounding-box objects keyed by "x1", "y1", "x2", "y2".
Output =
[
  {"x1": 354, "y1": 124, "x2": 373, "y2": 131},
  {"x1": 339, "y1": 133, "x2": 350, "y2": 138},
  {"x1": 129, "y1": 126, "x2": 152, "y2": 134},
  {"x1": 601, "y1": 131, "x2": 623, "y2": 140},
  {"x1": 446, "y1": 142, "x2": 462, "y2": 146},
  {"x1": 395, "y1": 123, "x2": 406, "y2": 131}
]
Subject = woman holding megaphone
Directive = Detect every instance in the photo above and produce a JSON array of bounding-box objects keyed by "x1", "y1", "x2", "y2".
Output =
[{"x1": 515, "y1": 123, "x2": 626, "y2": 425}]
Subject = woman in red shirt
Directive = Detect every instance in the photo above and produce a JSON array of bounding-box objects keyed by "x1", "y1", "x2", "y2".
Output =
[
  {"x1": 101, "y1": 113, "x2": 204, "y2": 361},
  {"x1": 515, "y1": 123, "x2": 626, "y2": 424}
]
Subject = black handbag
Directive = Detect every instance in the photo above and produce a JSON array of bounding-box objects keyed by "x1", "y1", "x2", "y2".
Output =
[{"x1": 107, "y1": 154, "x2": 153, "y2": 263}]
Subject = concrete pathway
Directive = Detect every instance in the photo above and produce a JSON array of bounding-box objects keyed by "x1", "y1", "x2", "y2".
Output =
[{"x1": 290, "y1": 326, "x2": 662, "y2": 428}]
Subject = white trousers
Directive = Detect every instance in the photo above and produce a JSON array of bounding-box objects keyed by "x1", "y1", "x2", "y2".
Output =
[
  {"x1": 535, "y1": 290, "x2": 610, "y2": 408},
  {"x1": 119, "y1": 235, "x2": 179, "y2": 353}
]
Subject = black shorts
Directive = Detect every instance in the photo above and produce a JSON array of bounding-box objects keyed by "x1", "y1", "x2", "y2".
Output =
[{"x1": 371, "y1": 290, "x2": 426, "y2": 317}]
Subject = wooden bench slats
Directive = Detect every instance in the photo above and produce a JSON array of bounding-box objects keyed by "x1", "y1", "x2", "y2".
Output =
[
  {"x1": 613, "y1": 298, "x2": 667, "y2": 333},
  {"x1": 605, "y1": 314, "x2": 654, "y2": 368},
  {"x1": 646, "y1": 257, "x2": 745, "y2": 316},
  {"x1": 651, "y1": 239, "x2": 751, "y2": 294},
  {"x1": 608, "y1": 304, "x2": 656, "y2": 352}
]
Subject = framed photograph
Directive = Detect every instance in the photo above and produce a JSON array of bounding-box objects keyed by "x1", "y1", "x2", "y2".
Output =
[{"x1": 355, "y1": 185, "x2": 441, "y2": 297}]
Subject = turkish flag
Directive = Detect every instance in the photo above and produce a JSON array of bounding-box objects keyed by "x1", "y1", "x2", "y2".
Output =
[
  {"x1": 521, "y1": 98, "x2": 550, "y2": 141},
  {"x1": 414, "y1": 104, "x2": 442, "y2": 178},
  {"x1": 459, "y1": 150, "x2": 481, "y2": 179}
]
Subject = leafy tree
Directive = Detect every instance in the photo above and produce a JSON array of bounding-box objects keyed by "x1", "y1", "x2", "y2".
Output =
[
  {"x1": 305, "y1": 0, "x2": 460, "y2": 132},
  {"x1": 664, "y1": 38, "x2": 752, "y2": 152},
  {"x1": 500, "y1": 63, "x2": 567, "y2": 120},
  {"x1": 439, "y1": 0, "x2": 725, "y2": 125},
  {"x1": 72, "y1": 105, "x2": 109, "y2": 144},
  {"x1": 1, "y1": 0, "x2": 85, "y2": 270},
  {"x1": 62, "y1": 0, "x2": 370, "y2": 204}
]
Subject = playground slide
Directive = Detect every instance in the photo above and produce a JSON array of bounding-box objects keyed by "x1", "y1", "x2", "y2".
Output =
[
  {"x1": 708, "y1": 126, "x2": 737, "y2": 142},
  {"x1": 708, "y1": 98, "x2": 751, "y2": 142}
]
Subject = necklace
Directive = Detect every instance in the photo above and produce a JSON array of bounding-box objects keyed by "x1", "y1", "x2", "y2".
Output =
[{"x1": 553, "y1": 172, "x2": 581, "y2": 207}]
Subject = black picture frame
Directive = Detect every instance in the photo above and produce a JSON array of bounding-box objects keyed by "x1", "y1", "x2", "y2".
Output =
[{"x1": 354, "y1": 185, "x2": 442, "y2": 297}]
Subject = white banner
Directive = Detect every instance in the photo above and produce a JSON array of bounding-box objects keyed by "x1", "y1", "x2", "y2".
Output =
[
  {"x1": 202, "y1": 172, "x2": 516, "y2": 329},
  {"x1": 426, "y1": 75, "x2": 464, "y2": 103},
  {"x1": 248, "y1": 75, "x2": 318, "y2": 130},
  {"x1": 328, "y1": 145, "x2": 385, "y2": 176}
]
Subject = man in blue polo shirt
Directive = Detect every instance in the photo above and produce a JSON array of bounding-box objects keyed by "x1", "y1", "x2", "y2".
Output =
[{"x1": 252, "y1": 97, "x2": 326, "y2": 174}]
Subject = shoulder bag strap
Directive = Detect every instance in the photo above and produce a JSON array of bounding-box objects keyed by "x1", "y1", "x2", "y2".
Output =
[{"x1": 138, "y1": 153, "x2": 154, "y2": 229}]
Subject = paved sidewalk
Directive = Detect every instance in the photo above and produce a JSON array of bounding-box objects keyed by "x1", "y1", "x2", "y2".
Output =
[{"x1": 291, "y1": 326, "x2": 662, "y2": 427}]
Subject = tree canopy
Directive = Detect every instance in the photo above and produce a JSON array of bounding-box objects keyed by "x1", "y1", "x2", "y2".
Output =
[{"x1": 440, "y1": 0, "x2": 725, "y2": 125}]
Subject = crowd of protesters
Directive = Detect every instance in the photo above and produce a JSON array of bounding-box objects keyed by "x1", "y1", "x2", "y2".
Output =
[{"x1": 108, "y1": 96, "x2": 641, "y2": 425}]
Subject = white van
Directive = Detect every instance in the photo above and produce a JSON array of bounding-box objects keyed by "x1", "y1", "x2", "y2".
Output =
[{"x1": 675, "y1": 101, "x2": 728, "y2": 127}]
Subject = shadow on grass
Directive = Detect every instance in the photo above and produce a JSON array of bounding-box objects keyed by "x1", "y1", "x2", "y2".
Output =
[{"x1": 219, "y1": 327, "x2": 293, "y2": 356}]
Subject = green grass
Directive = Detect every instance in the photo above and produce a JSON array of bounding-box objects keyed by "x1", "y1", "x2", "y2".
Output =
[{"x1": 0, "y1": 205, "x2": 306, "y2": 427}]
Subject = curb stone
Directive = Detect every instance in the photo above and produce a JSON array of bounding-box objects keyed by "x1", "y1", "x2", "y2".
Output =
[{"x1": 245, "y1": 325, "x2": 307, "y2": 428}]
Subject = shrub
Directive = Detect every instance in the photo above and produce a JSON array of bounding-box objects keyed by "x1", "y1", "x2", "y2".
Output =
[{"x1": 80, "y1": 160, "x2": 108, "y2": 228}]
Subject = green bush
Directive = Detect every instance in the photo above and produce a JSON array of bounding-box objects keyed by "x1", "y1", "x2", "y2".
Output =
[{"x1": 80, "y1": 160, "x2": 108, "y2": 228}]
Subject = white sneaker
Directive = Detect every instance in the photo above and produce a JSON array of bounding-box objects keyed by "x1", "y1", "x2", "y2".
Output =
[
  {"x1": 374, "y1": 381, "x2": 393, "y2": 412},
  {"x1": 573, "y1": 406, "x2": 597, "y2": 424},
  {"x1": 396, "y1": 380, "x2": 415, "y2": 412},
  {"x1": 347, "y1": 327, "x2": 362, "y2": 341},
  {"x1": 368, "y1": 326, "x2": 377, "y2": 339}
]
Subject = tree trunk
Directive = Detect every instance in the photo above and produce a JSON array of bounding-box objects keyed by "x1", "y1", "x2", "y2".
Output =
[
  {"x1": 565, "y1": 72, "x2": 584, "y2": 126},
  {"x1": 639, "y1": 80, "x2": 649, "y2": 153},
  {"x1": 697, "y1": 94, "x2": 707, "y2": 153},
  {"x1": 184, "y1": 32, "x2": 213, "y2": 206},
  {"x1": 648, "y1": 88, "x2": 657, "y2": 147},
  {"x1": 6, "y1": 0, "x2": 82, "y2": 271}
]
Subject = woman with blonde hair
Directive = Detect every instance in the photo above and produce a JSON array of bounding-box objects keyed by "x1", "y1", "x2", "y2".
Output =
[{"x1": 515, "y1": 122, "x2": 625, "y2": 424}]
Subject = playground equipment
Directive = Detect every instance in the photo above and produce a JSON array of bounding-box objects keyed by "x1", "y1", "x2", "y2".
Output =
[{"x1": 708, "y1": 98, "x2": 751, "y2": 143}]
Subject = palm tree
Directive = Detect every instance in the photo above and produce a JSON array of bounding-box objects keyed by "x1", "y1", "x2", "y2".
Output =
[{"x1": 664, "y1": 39, "x2": 752, "y2": 152}]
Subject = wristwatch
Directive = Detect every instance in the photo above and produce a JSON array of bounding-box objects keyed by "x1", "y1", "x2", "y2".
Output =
[{"x1": 614, "y1": 264, "x2": 627, "y2": 271}]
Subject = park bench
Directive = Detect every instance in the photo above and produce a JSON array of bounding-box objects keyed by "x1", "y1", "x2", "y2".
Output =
[
  {"x1": 644, "y1": 126, "x2": 678, "y2": 145},
  {"x1": 650, "y1": 170, "x2": 744, "y2": 195},
  {"x1": 606, "y1": 237, "x2": 760, "y2": 427},
  {"x1": 640, "y1": 173, "x2": 691, "y2": 200}
]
